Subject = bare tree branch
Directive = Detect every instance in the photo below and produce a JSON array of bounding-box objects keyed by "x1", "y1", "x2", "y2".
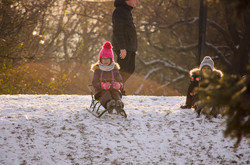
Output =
[
  {"x1": 157, "y1": 17, "x2": 199, "y2": 30},
  {"x1": 137, "y1": 55, "x2": 189, "y2": 73},
  {"x1": 206, "y1": 42, "x2": 232, "y2": 67},
  {"x1": 157, "y1": 75, "x2": 185, "y2": 89},
  {"x1": 207, "y1": 19, "x2": 236, "y2": 52},
  {"x1": 135, "y1": 67, "x2": 163, "y2": 95}
]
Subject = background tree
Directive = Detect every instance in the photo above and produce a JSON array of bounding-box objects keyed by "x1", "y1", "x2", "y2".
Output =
[
  {"x1": 0, "y1": 0, "x2": 249, "y2": 95},
  {"x1": 0, "y1": 0, "x2": 54, "y2": 64}
]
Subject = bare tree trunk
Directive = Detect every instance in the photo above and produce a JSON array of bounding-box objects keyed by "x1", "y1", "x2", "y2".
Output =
[
  {"x1": 198, "y1": 0, "x2": 207, "y2": 64},
  {"x1": 232, "y1": 13, "x2": 250, "y2": 75}
]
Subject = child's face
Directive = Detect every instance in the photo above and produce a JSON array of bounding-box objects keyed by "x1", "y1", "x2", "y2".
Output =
[
  {"x1": 201, "y1": 66, "x2": 212, "y2": 73},
  {"x1": 101, "y1": 57, "x2": 111, "y2": 66}
]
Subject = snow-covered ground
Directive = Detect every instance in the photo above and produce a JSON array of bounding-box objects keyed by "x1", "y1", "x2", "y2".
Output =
[{"x1": 0, "y1": 95, "x2": 249, "y2": 165}]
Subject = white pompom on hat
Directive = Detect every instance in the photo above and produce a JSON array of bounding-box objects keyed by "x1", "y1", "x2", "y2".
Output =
[{"x1": 200, "y1": 56, "x2": 214, "y2": 71}]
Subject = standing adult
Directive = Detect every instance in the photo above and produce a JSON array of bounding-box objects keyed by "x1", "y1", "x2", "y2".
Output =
[{"x1": 112, "y1": 0, "x2": 139, "y2": 95}]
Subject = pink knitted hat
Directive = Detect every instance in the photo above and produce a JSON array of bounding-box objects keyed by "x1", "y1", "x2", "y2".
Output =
[{"x1": 99, "y1": 42, "x2": 114, "y2": 62}]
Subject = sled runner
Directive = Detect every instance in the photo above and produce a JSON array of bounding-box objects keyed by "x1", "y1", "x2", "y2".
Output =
[{"x1": 87, "y1": 85, "x2": 127, "y2": 118}]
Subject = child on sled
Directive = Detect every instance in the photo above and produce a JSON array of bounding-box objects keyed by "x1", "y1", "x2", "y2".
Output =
[
  {"x1": 91, "y1": 41, "x2": 124, "y2": 114},
  {"x1": 180, "y1": 56, "x2": 223, "y2": 115}
]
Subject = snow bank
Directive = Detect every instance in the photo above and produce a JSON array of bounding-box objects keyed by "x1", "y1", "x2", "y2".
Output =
[{"x1": 0, "y1": 95, "x2": 249, "y2": 164}]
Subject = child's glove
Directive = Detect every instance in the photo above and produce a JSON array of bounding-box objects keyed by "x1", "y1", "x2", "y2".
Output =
[
  {"x1": 112, "y1": 82, "x2": 121, "y2": 90},
  {"x1": 101, "y1": 82, "x2": 111, "y2": 90},
  {"x1": 192, "y1": 74, "x2": 201, "y2": 82},
  {"x1": 195, "y1": 77, "x2": 201, "y2": 81},
  {"x1": 190, "y1": 92, "x2": 195, "y2": 96}
]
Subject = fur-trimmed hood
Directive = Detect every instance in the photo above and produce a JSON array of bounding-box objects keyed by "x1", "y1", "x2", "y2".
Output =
[
  {"x1": 90, "y1": 62, "x2": 120, "y2": 72},
  {"x1": 189, "y1": 67, "x2": 223, "y2": 78}
]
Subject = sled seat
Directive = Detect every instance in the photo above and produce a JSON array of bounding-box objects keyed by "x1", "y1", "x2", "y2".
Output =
[{"x1": 87, "y1": 84, "x2": 127, "y2": 118}]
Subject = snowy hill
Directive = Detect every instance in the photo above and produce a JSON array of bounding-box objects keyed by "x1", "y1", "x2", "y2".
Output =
[{"x1": 0, "y1": 95, "x2": 249, "y2": 165}]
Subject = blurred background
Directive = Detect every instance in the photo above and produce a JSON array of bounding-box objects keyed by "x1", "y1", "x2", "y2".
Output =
[{"x1": 0, "y1": 0, "x2": 249, "y2": 95}]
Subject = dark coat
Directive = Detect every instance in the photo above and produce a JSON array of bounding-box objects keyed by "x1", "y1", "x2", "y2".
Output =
[
  {"x1": 91, "y1": 63, "x2": 123, "y2": 100},
  {"x1": 185, "y1": 68, "x2": 223, "y2": 106},
  {"x1": 112, "y1": 0, "x2": 137, "y2": 52}
]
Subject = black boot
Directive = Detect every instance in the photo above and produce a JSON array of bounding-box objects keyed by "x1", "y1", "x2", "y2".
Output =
[
  {"x1": 115, "y1": 100, "x2": 124, "y2": 114},
  {"x1": 194, "y1": 105, "x2": 202, "y2": 117},
  {"x1": 120, "y1": 87, "x2": 126, "y2": 96},
  {"x1": 106, "y1": 100, "x2": 116, "y2": 114},
  {"x1": 180, "y1": 104, "x2": 192, "y2": 109}
]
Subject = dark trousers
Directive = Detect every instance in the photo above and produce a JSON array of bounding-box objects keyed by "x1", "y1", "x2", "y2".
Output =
[
  {"x1": 114, "y1": 50, "x2": 136, "y2": 83},
  {"x1": 185, "y1": 92, "x2": 196, "y2": 107},
  {"x1": 99, "y1": 90, "x2": 121, "y2": 108},
  {"x1": 185, "y1": 81, "x2": 199, "y2": 106},
  {"x1": 185, "y1": 93, "x2": 198, "y2": 107}
]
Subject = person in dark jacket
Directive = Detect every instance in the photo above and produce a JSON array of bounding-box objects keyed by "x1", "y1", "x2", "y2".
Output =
[
  {"x1": 181, "y1": 56, "x2": 223, "y2": 113},
  {"x1": 91, "y1": 41, "x2": 124, "y2": 113},
  {"x1": 112, "y1": 0, "x2": 139, "y2": 95}
]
